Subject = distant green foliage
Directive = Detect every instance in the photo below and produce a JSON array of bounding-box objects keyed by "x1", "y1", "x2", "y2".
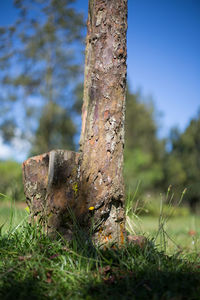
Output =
[
  {"x1": 124, "y1": 87, "x2": 165, "y2": 194},
  {"x1": 30, "y1": 101, "x2": 76, "y2": 155},
  {"x1": 0, "y1": 0, "x2": 84, "y2": 154},
  {"x1": 164, "y1": 113, "x2": 200, "y2": 210},
  {"x1": 0, "y1": 160, "x2": 24, "y2": 202},
  {"x1": 124, "y1": 87, "x2": 200, "y2": 211}
]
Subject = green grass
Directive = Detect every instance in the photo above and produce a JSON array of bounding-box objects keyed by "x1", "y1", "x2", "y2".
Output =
[
  {"x1": 0, "y1": 202, "x2": 26, "y2": 233},
  {"x1": 126, "y1": 187, "x2": 200, "y2": 254},
  {"x1": 128, "y1": 215, "x2": 200, "y2": 255},
  {"x1": 0, "y1": 203, "x2": 200, "y2": 299}
]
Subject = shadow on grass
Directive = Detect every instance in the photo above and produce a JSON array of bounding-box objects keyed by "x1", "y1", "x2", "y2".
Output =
[
  {"x1": 83, "y1": 266, "x2": 200, "y2": 300},
  {"x1": 0, "y1": 276, "x2": 44, "y2": 300},
  {"x1": 0, "y1": 231, "x2": 200, "y2": 300},
  {"x1": 79, "y1": 242, "x2": 200, "y2": 300}
]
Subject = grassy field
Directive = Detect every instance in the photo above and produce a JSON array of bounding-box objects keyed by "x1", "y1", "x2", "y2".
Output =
[
  {"x1": 0, "y1": 202, "x2": 26, "y2": 233},
  {"x1": 128, "y1": 214, "x2": 200, "y2": 255},
  {"x1": 0, "y1": 201, "x2": 200, "y2": 299}
]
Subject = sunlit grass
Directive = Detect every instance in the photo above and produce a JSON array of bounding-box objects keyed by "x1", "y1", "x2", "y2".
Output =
[
  {"x1": 133, "y1": 215, "x2": 200, "y2": 254},
  {"x1": 0, "y1": 201, "x2": 26, "y2": 233}
]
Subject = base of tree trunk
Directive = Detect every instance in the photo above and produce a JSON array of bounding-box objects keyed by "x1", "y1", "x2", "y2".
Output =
[{"x1": 22, "y1": 149, "x2": 126, "y2": 245}]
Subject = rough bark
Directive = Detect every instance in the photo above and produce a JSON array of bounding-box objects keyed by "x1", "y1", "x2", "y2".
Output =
[
  {"x1": 22, "y1": 0, "x2": 127, "y2": 246},
  {"x1": 79, "y1": 0, "x2": 127, "y2": 244}
]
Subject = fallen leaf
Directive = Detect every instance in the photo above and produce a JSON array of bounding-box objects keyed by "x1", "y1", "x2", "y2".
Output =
[
  {"x1": 188, "y1": 230, "x2": 196, "y2": 236},
  {"x1": 46, "y1": 277, "x2": 52, "y2": 283},
  {"x1": 49, "y1": 253, "x2": 59, "y2": 260},
  {"x1": 18, "y1": 255, "x2": 32, "y2": 261},
  {"x1": 46, "y1": 271, "x2": 53, "y2": 283}
]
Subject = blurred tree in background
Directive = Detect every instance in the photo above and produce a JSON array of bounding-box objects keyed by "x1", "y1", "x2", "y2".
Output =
[
  {"x1": 0, "y1": 0, "x2": 84, "y2": 154},
  {"x1": 124, "y1": 87, "x2": 200, "y2": 212},
  {"x1": 30, "y1": 101, "x2": 76, "y2": 155},
  {"x1": 124, "y1": 87, "x2": 165, "y2": 195},
  {"x1": 0, "y1": 160, "x2": 25, "y2": 202},
  {"x1": 164, "y1": 113, "x2": 200, "y2": 211}
]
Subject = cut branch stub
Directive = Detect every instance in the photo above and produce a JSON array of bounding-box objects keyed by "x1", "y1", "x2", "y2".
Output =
[{"x1": 22, "y1": 150, "x2": 81, "y2": 239}]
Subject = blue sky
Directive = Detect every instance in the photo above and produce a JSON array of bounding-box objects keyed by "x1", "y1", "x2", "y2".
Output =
[
  {"x1": 127, "y1": 0, "x2": 200, "y2": 136},
  {"x1": 0, "y1": 0, "x2": 199, "y2": 160}
]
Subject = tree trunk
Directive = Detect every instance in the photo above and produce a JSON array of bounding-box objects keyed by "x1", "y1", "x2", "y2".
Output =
[
  {"x1": 22, "y1": 0, "x2": 127, "y2": 246},
  {"x1": 79, "y1": 0, "x2": 127, "y2": 244}
]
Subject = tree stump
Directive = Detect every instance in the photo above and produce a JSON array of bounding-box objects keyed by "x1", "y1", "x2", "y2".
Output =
[{"x1": 23, "y1": 150, "x2": 80, "y2": 239}]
